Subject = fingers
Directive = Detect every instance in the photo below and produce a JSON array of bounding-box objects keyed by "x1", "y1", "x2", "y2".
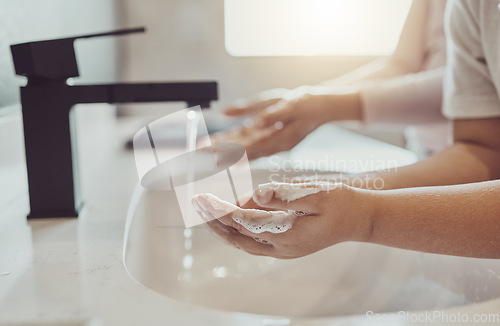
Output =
[
  {"x1": 253, "y1": 181, "x2": 342, "y2": 212},
  {"x1": 205, "y1": 219, "x2": 274, "y2": 256},
  {"x1": 192, "y1": 193, "x2": 282, "y2": 256},
  {"x1": 244, "y1": 120, "x2": 304, "y2": 160},
  {"x1": 204, "y1": 218, "x2": 239, "y2": 247},
  {"x1": 192, "y1": 193, "x2": 264, "y2": 238},
  {"x1": 224, "y1": 98, "x2": 281, "y2": 117},
  {"x1": 192, "y1": 193, "x2": 239, "y2": 220},
  {"x1": 224, "y1": 106, "x2": 256, "y2": 117},
  {"x1": 240, "y1": 196, "x2": 279, "y2": 211},
  {"x1": 242, "y1": 127, "x2": 281, "y2": 160},
  {"x1": 192, "y1": 193, "x2": 297, "y2": 236},
  {"x1": 255, "y1": 100, "x2": 294, "y2": 129}
]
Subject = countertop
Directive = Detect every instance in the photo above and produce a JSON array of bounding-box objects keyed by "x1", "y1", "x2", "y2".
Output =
[
  {"x1": 1, "y1": 106, "x2": 499, "y2": 326},
  {"x1": 0, "y1": 107, "x2": 274, "y2": 326}
]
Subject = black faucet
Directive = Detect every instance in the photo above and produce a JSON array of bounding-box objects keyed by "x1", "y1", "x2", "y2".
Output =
[{"x1": 10, "y1": 27, "x2": 218, "y2": 219}]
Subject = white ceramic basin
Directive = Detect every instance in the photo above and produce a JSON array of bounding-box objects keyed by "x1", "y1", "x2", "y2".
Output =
[{"x1": 124, "y1": 168, "x2": 500, "y2": 320}]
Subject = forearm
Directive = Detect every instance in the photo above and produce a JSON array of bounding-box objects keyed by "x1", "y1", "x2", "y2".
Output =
[
  {"x1": 360, "y1": 143, "x2": 500, "y2": 190},
  {"x1": 361, "y1": 180, "x2": 500, "y2": 258},
  {"x1": 287, "y1": 88, "x2": 364, "y2": 121},
  {"x1": 318, "y1": 57, "x2": 408, "y2": 87},
  {"x1": 357, "y1": 118, "x2": 500, "y2": 190},
  {"x1": 318, "y1": 91, "x2": 363, "y2": 121},
  {"x1": 357, "y1": 142, "x2": 500, "y2": 190},
  {"x1": 296, "y1": 68, "x2": 445, "y2": 125}
]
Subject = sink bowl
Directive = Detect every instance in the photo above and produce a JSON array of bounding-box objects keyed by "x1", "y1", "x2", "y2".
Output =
[{"x1": 123, "y1": 169, "x2": 500, "y2": 320}]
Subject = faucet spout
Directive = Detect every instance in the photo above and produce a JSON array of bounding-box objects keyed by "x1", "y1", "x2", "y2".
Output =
[
  {"x1": 11, "y1": 28, "x2": 219, "y2": 219},
  {"x1": 72, "y1": 82, "x2": 217, "y2": 108}
]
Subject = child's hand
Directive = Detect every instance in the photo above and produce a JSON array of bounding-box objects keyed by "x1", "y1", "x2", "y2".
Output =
[
  {"x1": 211, "y1": 94, "x2": 331, "y2": 160},
  {"x1": 192, "y1": 182, "x2": 374, "y2": 259}
]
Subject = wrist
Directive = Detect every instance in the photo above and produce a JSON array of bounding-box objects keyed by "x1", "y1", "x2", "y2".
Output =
[
  {"x1": 350, "y1": 187, "x2": 377, "y2": 243},
  {"x1": 322, "y1": 92, "x2": 363, "y2": 122}
]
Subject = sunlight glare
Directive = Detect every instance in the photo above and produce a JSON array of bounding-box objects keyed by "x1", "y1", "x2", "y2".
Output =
[{"x1": 225, "y1": 0, "x2": 412, "y2": 56}]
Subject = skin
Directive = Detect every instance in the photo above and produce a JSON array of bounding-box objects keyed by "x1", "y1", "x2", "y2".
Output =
[
  {"x1": 300, "y1": 119, "x2": 500, "y2": 189},
  {"x1": 198, "y1": 1, "x2": 500, "y2": 260},
  {"x1": 211, "y1": 90, "x2": 362, "y2": 160},
  {"x1": 200, "y1": 179, "x2": 500, "y2": 259},
  {"x1": 196, "y1": 118, "x2": 500, "y2": 259},
  {"x1": 198, "y1": 182, "x2": 370, "y2": 259}
]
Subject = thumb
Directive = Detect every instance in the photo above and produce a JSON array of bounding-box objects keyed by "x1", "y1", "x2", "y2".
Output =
[{"x1": 252, "y1": 182, "x2": 341, "y2": 212}]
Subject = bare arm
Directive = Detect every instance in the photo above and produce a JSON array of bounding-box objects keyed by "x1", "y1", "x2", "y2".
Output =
[
  {"x1": 297, "y1": 67, "x2": 446, "y2": 125},
  {"x1": 196, "y1": 116, "x2": 500, "y2": 259},
  {"x1": 367, "y1": 180, "x2": 500, "y2": 258},
  {"x1": 360, "y1": 118, "x2": 500, "y2": 190},
  {"x1": 195, "y1": 178, "x2": 500, "y2": 259}
]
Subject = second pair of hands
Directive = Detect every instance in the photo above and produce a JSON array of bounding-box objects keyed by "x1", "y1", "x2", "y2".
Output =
[{"x1": 210, "y1": 87, "x2": 349, "y2": 161}]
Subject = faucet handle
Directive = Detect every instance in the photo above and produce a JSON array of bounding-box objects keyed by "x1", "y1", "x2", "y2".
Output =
[{"x1": 10, "y1": 27, "x2": 146, "y2": 82}]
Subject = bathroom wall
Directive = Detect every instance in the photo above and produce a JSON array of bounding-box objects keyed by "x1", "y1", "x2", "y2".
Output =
[
  {"x1": 117, "y1": 0, "x2": 375, "y2": 113},
  {"x1": 0, "y1": 0, "x2": 120, "y2": 114},
  {"x1": 0, "y1": 0, "x2": 121, "y2": 213},
  {"x1": 117, "y1": 0, "x2": 405, "y2": 145}
]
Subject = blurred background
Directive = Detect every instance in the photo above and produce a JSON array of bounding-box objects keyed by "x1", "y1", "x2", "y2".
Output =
[{"x1": 0, "y1": 0, "x2": 412, "y2": 145}]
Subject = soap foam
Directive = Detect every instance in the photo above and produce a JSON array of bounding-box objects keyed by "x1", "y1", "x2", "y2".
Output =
[
  {"x1": 192, "y1": 193, "x2": 298, "y2": 234},
  {"x1": 231, "y1": 209, "x2": 296, "y2": 234},
  {"x1": 192, "y1": 193, "x2": 238, "y2": 220},
  {"x1": 253, "y1": 181, "x2": 340, "y2": 204}
]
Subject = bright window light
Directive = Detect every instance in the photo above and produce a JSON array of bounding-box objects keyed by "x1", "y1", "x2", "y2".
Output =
[{"x1": 224, "y1": 0, "x2": 412, "y2": 56}]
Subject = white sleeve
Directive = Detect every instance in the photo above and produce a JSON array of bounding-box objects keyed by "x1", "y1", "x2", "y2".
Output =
[
  {"x1": 360, "y1": 67, "x2": 446, "y2": 125},
  {"x1": 442, "y1": 0, "x2": 500, "y2": 119}
]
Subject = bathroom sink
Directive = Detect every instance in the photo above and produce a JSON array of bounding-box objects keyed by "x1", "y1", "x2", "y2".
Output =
[{"x1": 123, "y1": 169, "x2": 500, "y2": 320}]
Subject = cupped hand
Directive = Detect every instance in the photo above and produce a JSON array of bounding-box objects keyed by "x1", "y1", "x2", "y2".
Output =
[{"x1": 192, "y1": 182, "x2": 374, "y2": 259}]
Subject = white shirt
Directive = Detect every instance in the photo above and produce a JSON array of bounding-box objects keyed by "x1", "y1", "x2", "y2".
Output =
[
  {"x1": 358, "y1": 0, "x2": 450, "y2": 156},
  {"x1": 443, "y1": 0, "x2": 500, "y2": 119}
]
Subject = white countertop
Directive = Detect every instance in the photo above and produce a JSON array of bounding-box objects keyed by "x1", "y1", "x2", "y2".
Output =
[
  {"x1": 0, "y1": 108, "x2": 274, "y2": 326},
  {"x1": 1, "y1": 106, "x2": 499, "y2": 326}
]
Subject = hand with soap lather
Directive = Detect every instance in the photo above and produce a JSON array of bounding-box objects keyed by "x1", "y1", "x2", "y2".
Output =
[
  {"x1": 192, "y1": 182, "x2": 373, "y2": 259},
  {"x1": 193, "y1": 175, "x2": 500, "y2": 259}
]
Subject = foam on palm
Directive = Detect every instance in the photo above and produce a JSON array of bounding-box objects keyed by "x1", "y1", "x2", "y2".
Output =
[{"x1": 192, "y1": 193, "x2": 296, "y2": 234}]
